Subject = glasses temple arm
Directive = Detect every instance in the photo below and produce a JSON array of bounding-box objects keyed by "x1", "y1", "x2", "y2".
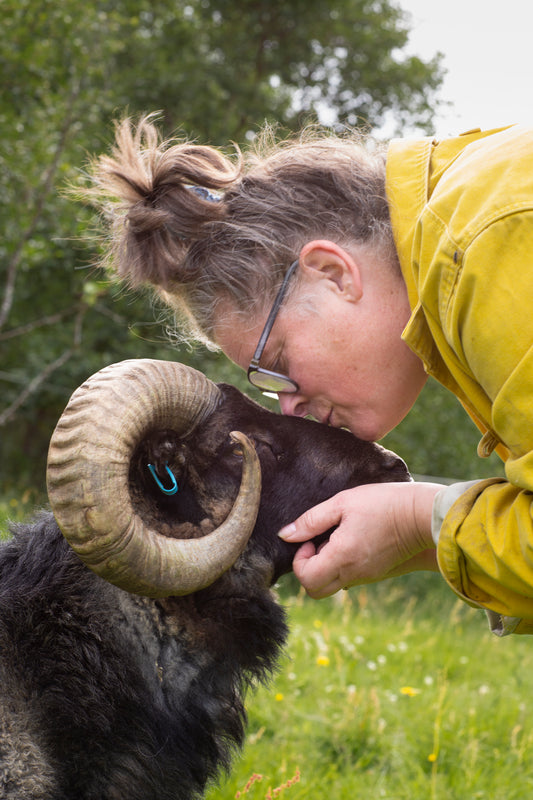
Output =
[{"x1": 249, "y1": 259, "x2": 299, "y2": 366}]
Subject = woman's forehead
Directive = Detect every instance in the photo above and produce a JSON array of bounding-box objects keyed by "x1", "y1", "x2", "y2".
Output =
[{"x1": 213, "y1": 305, "x2": 269, "y2": 366}]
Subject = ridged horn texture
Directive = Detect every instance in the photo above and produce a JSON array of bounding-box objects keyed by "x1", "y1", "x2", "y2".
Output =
[{"x1": 46, "y1": 359, "x2": 262, "y2": 597}]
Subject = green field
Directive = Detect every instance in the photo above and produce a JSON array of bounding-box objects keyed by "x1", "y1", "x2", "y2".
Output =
[
  {"x1": 207, "y1": 576, "x2": 533, "y2": 800},
  {"x1": 2, "y1": 500, "x2": 533, "y2": 800}
]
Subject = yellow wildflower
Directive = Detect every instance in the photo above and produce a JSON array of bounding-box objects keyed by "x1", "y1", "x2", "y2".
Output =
[
  {"x1": 274, "y1": 692, "x2": 284, "y2": 702},
  {"x1": 316, "y1": 655, "x2": 330, "y2": 667},
  {"x1": 400, "y1": 686, "x2": 420, "y2": 697}
]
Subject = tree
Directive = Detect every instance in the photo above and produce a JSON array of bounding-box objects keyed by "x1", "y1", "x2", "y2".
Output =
[
  {"x1": 1, "y1": 0, "x2": 444, "y2": 493},
  {"x1": 189, "y1": 0, "x2": 442, "y2": 137}
]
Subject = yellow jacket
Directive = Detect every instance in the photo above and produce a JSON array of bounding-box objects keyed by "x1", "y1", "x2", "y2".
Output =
[{"x1": 386, "y1": 125, "x2": 533, "y2": 634}]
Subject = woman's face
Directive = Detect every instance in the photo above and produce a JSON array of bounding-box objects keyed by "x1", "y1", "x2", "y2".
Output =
[{"x1": 215, "y1": 246, "x2": 427, "y2": 442}]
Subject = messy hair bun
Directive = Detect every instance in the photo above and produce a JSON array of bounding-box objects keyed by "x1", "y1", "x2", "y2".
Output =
[
  {"x1": 88, "y1": 114, "x2": 239, "y2": 292},
  {"x1": 87, "y1": 114, "x2": 394, "y2": 346}
]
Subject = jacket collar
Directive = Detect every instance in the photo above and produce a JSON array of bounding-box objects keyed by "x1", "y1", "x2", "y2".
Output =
[{"x1": 385, "y1": 136, "x2": 435, "y2": 311}]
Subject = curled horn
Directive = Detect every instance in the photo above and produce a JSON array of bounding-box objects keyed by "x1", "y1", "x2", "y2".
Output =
[{"x1": 46, "y1": 359, "x2": 261, "y2": 597}]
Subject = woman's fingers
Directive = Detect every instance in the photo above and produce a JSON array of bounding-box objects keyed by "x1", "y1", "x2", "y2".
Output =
[{"x1": 278, "y1": 496, "x2": 343, "y2": 543}]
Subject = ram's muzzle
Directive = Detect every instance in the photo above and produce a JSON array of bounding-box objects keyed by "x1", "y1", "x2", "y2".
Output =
[{"x1": 46, "y1": 359, "x2": 261, "y2": 597}]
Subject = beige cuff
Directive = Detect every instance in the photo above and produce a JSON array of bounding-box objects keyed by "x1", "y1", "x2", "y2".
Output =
[{"x1": 431, "y1": 480, "x2": 481, "y2": 545}]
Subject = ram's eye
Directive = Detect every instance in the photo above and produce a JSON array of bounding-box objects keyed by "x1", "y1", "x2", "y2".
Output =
[{"x1": 229, "y1": 443, "x2": 245, "y2": 459}]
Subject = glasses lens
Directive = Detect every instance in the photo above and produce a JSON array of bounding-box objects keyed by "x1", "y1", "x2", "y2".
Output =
[{"x1": 248, "y1": 368, "x2": 298, "y2": 394}]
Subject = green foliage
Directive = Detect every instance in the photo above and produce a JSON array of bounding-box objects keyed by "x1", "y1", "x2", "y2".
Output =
[
  {"x1": 205, "y1": 578, "x2": 533, "y2": 799},
  {"x1": 1, "y1": 0, "x2": 445, "y2": 493}
]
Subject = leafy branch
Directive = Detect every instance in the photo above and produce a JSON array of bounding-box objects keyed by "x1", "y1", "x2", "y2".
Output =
[
  {"x1": 0, "y1": 305, "x2": 86, "y2": 428},
  {"x1": 0, "y1": 81, "x2": 82, "y2": 331}
]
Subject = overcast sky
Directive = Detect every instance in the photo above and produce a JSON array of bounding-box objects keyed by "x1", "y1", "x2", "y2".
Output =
[{"x1": 398, "y1": 0, "x2": 533, "y2": 137}]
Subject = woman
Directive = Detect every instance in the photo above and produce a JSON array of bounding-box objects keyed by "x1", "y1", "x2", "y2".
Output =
[{"x1": 89, "y1": 116, "x2": 533, "y2": 635}]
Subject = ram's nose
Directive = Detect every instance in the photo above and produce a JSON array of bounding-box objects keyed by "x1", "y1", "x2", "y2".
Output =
[{"x1": 381, "y1": 448, "x2": 411, "y2": 481}]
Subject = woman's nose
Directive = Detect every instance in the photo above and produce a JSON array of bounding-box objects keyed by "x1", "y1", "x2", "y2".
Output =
[{"x1": 278, "y1": 391, "x2": 308, "y2": 417}]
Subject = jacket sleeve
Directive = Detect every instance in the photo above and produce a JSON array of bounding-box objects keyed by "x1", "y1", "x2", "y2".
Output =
[
  {"x1": 436, "y1": 210, "x2": 533, "y2": 634},
  {"x1": 435, "y1": 480, "x2": 531, "y2": 634}
]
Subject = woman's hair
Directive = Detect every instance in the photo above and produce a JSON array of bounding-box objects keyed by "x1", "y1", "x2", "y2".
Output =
[{"x1": 87, "y1": 114, "x2": 396, "y2": 346}]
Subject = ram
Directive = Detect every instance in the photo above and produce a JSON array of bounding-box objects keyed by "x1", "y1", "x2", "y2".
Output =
[{"x1": 0, "y1": 359, "x2": 410, "y2": 800}]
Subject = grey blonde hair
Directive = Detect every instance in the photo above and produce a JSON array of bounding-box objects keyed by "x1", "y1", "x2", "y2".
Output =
[{"x1": 88, "y1": 115, "x2": 396, "y2": 346}]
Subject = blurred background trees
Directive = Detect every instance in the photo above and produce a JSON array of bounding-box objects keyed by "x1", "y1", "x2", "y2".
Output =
[{"x1": 1, "y1": 0, "x2": 503, "y2": 495}]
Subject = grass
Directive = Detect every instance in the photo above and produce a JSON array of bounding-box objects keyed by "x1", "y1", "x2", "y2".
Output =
[
  {"x1": 0, "y1": 490, "x2": 42, "y2": 534},
  {"x1": 3, "y1": 498, "x2": 533, "y2": 798},
  {"x1": 206, "y1": 575, "x2": 533, "y2": 800}
]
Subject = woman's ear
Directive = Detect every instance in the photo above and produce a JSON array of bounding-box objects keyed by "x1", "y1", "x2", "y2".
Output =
[{"x1": 299, "y1": 239, "x2": 362, "y2": 302}]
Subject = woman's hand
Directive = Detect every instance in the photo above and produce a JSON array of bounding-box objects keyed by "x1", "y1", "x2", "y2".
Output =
[{"x1": 278, "y1": 482, "x2": 443, "y2": 598}]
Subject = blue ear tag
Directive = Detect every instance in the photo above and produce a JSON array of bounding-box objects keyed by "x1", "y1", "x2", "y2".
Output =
[{"x1": 147, "y1": 463, "x2": 179, "y2": 496}]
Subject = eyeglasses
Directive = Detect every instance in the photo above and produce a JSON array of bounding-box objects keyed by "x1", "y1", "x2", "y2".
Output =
[{"x1": 247, "y1": 259, "x2": 300, "y2": 395}]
